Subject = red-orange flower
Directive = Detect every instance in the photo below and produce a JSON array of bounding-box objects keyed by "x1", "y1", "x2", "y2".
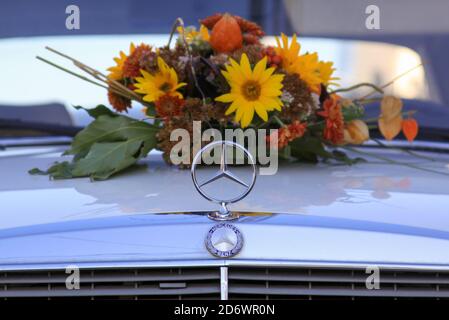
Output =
[
  {"x1": 155, "y1": 94, "x2": 185, "y2": 119},
  {"x1": 108, "y1": 90, "x2": 131, "y2": 112},
  {"x1": 267, "y1": 120, "x2": 307, "y2": 149},
  {"x1": 122, "y1": 43, "x2": 153, "y2": 78},
  {"x1": 317, "y1": 97, "x2": 345, "y2": 145}
]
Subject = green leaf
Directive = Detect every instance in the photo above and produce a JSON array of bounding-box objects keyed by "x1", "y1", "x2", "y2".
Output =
[
  {"x1": 65, "y1": 112, "x2": 156, "y2": 156},
  {"x1": 289, "y1": 136, "x2": 333, "y2": 162},
  {"x1": 30, "y1": 105, "x2": 158, "y2": 180},
  {"x1": 73, "y1": 105, "x2": 115, "y2": 119},
  {"x1": 28, "y1": 168, "x2": 47, "y2": 175},
  {"x1": 29, "y1": 161, "x2": 75, "y2": 179},
  {"x1": 331, "y1": 150, "x2": 366, "y2": 165},
  {"x1": 144, "y1": 103, "x2": 156, "y2": 117},
  {"x1": 288, "y1": 136, "x2": 365, "y2": 165},
  {"x1": 71, "y1": 140, "x2": 151, "y2": 180}
]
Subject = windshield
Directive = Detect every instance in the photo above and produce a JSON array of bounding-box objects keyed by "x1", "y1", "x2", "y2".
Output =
[{"x1": 0, "y1": 0, "x2": 448, "y2": 137}]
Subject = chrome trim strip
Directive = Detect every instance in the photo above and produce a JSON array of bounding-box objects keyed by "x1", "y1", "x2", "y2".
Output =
[
  {"x1": 363, "y1": 140, "x2": 449, "y2": 151},
  {"x1": 0, "y1": 136, "x2": 72, "y2": 147},
  {"x1": 2, "y1": 259, "x2": 449, "y2": 272},
  {"x1": 220, "y1": 266, "x2": 228, "y2": 300}
]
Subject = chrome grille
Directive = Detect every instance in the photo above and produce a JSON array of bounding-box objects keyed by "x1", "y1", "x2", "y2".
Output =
[
  {"x1": 228, "y1": 267, "x2": 449, "y2": 299},
  {"x1": 1, "y1": 266, "x2": 448, "y2": 299},
  {"x1": 0, "y1": 267, "x2": 220, "y2": 299}
]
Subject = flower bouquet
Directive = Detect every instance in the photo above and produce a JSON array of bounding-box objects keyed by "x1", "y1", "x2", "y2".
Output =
[{"x1": 31, "y1": 13, "x2": 419, "y2": 180}]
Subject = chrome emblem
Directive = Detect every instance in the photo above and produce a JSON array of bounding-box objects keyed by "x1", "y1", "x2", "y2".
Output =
[
  {"x1": 205, "y1": 223, "x2": 243, "y2": 258},
  {"x1": 191, "y1": 140, "x2": 257, "y2": 221}
]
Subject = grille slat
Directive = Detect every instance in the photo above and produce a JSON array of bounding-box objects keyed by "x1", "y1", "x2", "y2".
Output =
[
  {"x1": 1, "y1": 267, "x2": 220, "y2": 299},
  {"x1": 229, "y1": 269, "x2": 449, "y2": 284},
  {"x1": 0, "y1": 283, "x2": 220, "y2": 298},
  {"x1": 228, "y1": 283, "x2": 449, "y2": 298},
  {"x1": 1, "y1": 266, "x2": 448, "y2": 299},
  {"x1": 228, "y1": 267, "x2": 449, "y2": 299},
  {"x1": 0, "y1": 269, "x2": 219, "y2": 284}
]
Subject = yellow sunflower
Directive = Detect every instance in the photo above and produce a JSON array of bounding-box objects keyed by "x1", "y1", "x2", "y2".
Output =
[
  {"x1": 107, "y1": 43, "x2": 136, "y2": 80},
  {"x1": 316, "y1": 61, "x2": 339, "y2": 86},
  {"x1": 134, "y1": 57, "x2": 186, "y2": 103},
  {"x1": 177, "y1": 24, "x2": 210, "y2": 43},
  {"x1": 216, "y1": 53, "x2": 284, "y2": 128},
  {"x1": 274, "y1": 33, "x2": 301, "y2": 73},
  {"x1": 198, "y1": 25, "x2": 210, "y2": 41},
  {"x1": 295, "y1": 52, "x2": 322, "y2": 92},
  {"x1": 275, "y1": 33, "x2": 338, "y2": 91}
]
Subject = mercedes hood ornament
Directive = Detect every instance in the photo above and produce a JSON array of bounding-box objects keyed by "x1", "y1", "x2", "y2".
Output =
[{"x1": 191, "y1": 140, "x2": 257, "y2": 221}]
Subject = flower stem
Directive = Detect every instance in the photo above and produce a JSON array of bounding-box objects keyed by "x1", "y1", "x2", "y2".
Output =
[
  {"x1": 42, "y1": 46, "x2": 150, "y2": 106},
  {"x1": 354, "y1": 97, "x2": 383, "y2": 104},
  {"x1": 372, "y1": 138, "x2": 437, "y2": 162},
  {"x1": 343, "y1": 146, "x2": 449, "y2": 176},
  {"x1": 272, "y1": 115, "x2": 285, "y2": 127},
  {"x1": 36, "y1": 56, "x2": 108, "y2": 89},
  {"x1": 330, "y1": 83, "x2": 383, "y2": 95},
  {"x1": 358, "y1": 63, "x2": 424, "y2": 100},
  {"x1": 169, "y1": 17, "x2": 207, "y2": 106}
]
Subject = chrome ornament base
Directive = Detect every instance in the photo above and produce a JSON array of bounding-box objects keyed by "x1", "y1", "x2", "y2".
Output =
[{"x1": 207, "y1": 211, "x2": 240, "y2": 221}]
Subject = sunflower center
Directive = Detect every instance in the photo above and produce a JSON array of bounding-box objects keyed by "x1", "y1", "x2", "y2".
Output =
[
  {"x1": 159, "y1": 82, "x2": 172, "y2": 92},
  {"x1": 241, "y1": 80, "x2": 261, "y2": 101}
]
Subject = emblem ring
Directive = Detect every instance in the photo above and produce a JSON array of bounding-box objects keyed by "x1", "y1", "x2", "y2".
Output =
[
  {"x1": 205, "y1": 223, "x2": 244, "y2": 258},
  {"x1": 191, "y1": 140, "x2": 257, "y2": 205}
]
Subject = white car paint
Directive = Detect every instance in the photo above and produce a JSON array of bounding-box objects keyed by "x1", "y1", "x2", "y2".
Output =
[{"x1": 0, "y1": 143, "x2": 448, "y2": 269}]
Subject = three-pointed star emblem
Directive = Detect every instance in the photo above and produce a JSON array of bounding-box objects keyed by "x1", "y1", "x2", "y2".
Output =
[
  {"x1": 197, "y1": 142, "x2": 249, "y2": 189},
  {"x1": 191, "y1": 140, "x2": 257, "y2": 220}
]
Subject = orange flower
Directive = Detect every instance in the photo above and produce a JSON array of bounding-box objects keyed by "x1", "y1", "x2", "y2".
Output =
[
  {"x1": 267, "y1": 121, "x2": 307, "y2": 149},
  {"x1": 122, "y1": 43, "x2": 153, "y2": 78},
  {"x1": 317, "y1": 97, "x2": 345, "y2": 145},
  {"x1": 155, "y1": 94, "x2": 185, "y2": 119},
  {"x1": 402, "y1": 118, "x2": 419, "y2": 142},
  {"x1": 107, "y1": 43, "x2": 135, "y2": 80},
  {"x1": 108, "y1": 91, "x2": 131, "y2": 112}
]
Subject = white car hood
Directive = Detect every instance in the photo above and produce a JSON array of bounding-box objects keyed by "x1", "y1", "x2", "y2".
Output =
[{"x1": 1, "y1": 144, "x2": 449, "y2": 269}]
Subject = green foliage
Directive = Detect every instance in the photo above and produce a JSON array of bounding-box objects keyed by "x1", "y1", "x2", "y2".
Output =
[
  {"x1": 330, "y1": 150, "x2": 366, "y2": 165},
  {"x1": 143, "y1": 103, "x2": 156, "y2": 118},
  {"x1": 29, "y1": 105, "x2": 158, "y2": 180},
  {"x1": 342, "y1": 102, "x2": 365, "y2": 122},
  {"x1": 289, "y1": 136, "x2": 332, "y2": 163},
  {"x1": 289, "y1": 135, "x2": 365, "y2": 164}
]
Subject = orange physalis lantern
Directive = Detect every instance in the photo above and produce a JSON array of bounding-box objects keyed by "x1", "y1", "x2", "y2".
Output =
[
  {"x1": 378, "y1": 96, "x2": 403, "y2": 140},
  {"x1": 402, "y1": 118, "x2": 419, "y2": 142},
  {"x1": 209, "y1": 14, "x2": 243, "y2": 53}
]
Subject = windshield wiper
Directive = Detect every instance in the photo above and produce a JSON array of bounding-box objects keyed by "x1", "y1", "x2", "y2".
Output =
[{"x1": 0, "y1": 119, "x2": 83, "y2": 137}]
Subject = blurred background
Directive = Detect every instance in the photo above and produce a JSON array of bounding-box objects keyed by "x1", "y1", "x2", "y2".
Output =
[{"x1": 1, "y1": 0, "x2": 448, "y2": 129}]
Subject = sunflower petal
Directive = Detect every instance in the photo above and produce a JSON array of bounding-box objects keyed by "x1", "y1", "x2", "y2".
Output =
[
  {"x1": 235, "y1": 104, "x2": 245, "y2": 122},
  {"x1": 253, "y1": 56, "x2": 267, "y2": 80},
  {"x1": 254, "y1": 102, "x2": 268, "y2": 122},
  {"x1": 225, "y1": 99, "x2": 241, "y2": 115},
  {"x1": 240, "y1": 54, "x2": 252, "y2": 78},
  {"x1": 259, "y1": 67, "x2": 276, "y2": 83},
  {"x1": 216, "y1": 93, "x2": 236, "y2": 103},
  {"x1": 175, "y1": 82, "x2": 187, "y2": 89},
  {"x1": 241, "y1": 107, "x2": 255, "y2": 128}
]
